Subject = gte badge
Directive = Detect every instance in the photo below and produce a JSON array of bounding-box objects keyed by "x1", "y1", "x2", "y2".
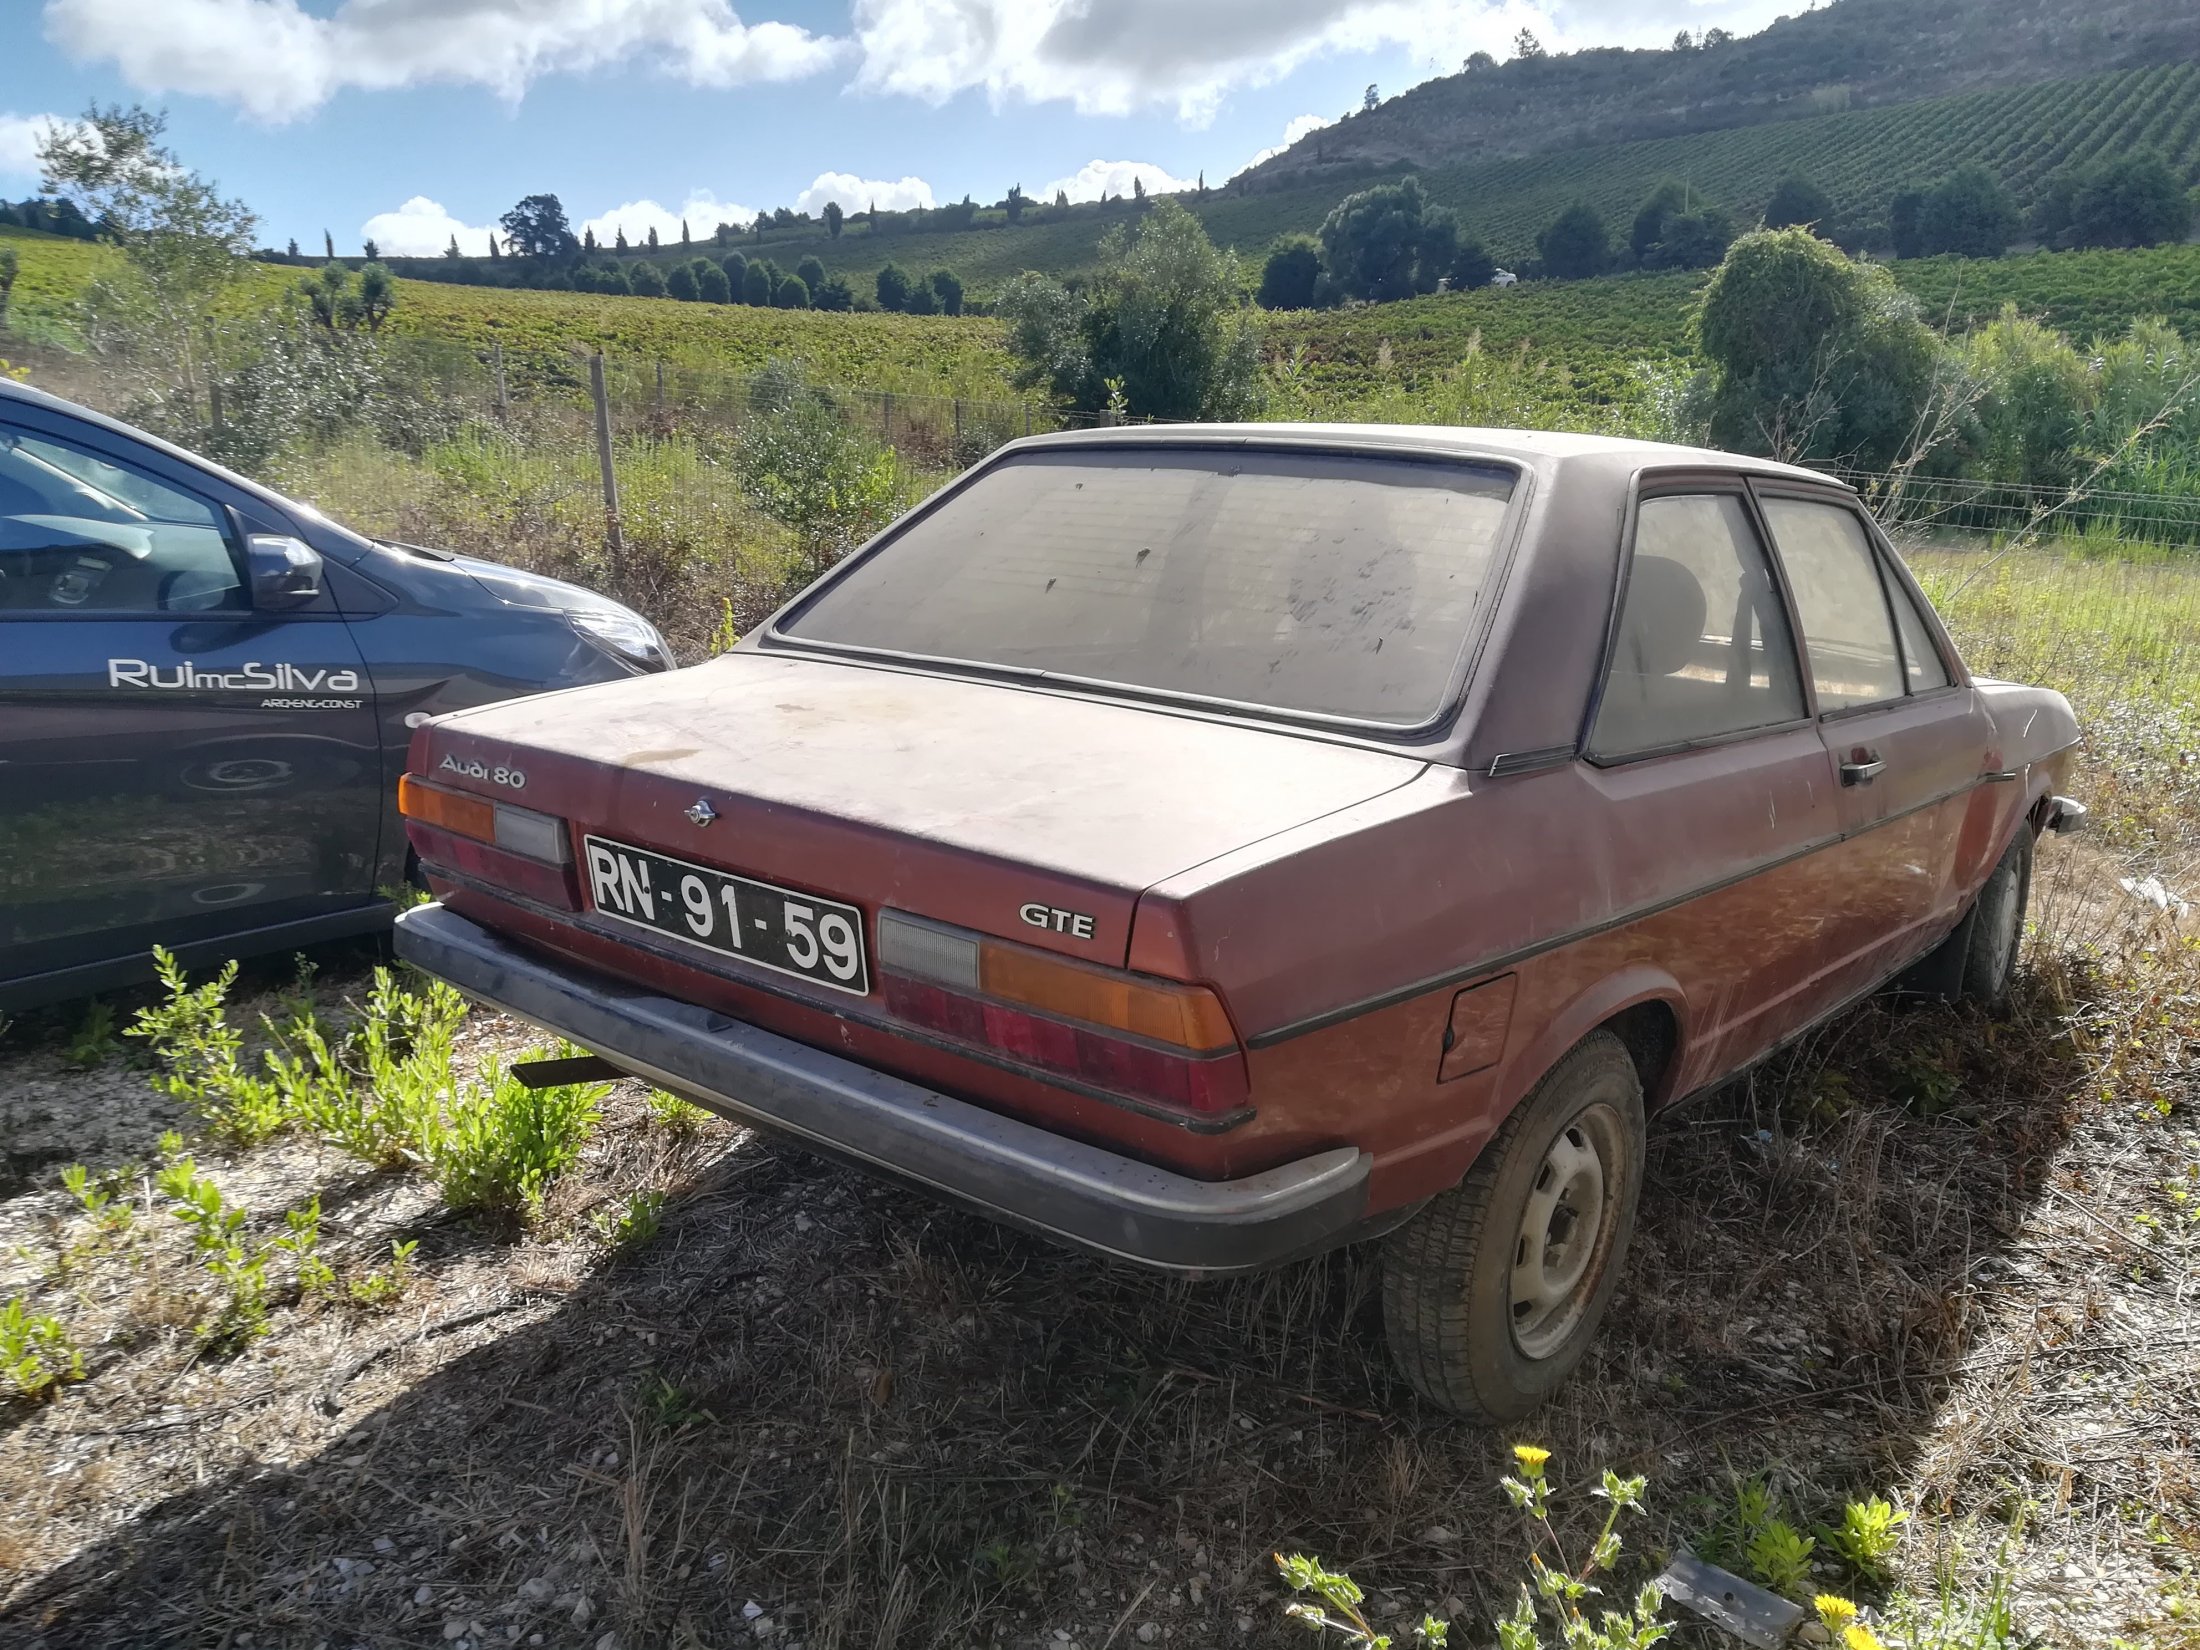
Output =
[{"x1": 1019, "y1": 902, "x2": 1096, "y2": 940}]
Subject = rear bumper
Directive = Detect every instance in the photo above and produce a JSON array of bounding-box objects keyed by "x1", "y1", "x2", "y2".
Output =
[
  {"x1": 2045, "y1": 795, "x2": 2087, "y2": 835},
  {"x1": 393, "y1": 903, "x2": 1372, "y2": 1273}
]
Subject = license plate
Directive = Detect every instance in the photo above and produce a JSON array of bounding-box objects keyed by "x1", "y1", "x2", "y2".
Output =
[{"x1": 581, "y1": 835, "x2": 869, "y2": 995}]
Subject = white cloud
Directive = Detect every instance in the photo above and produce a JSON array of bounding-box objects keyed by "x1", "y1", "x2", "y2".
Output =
[
  {"x1": 579, "y1": 193, "x2": 758, "y2": 249},
  {"x1": 41, "y1": 0, "x2": 845, "y2": 124},
  {"x1": 1246, "y1": 112, "x2": 1336, "y2": 171},
  {"x1": 1041, "y1": 160, "x2": 1196, "y2": 205},
  {"x1": 358, "y1": 196, "x2": 500, "y2": 257},
  {"x1": 0, "y1": 112, "x2": 71, "y2": 179},
  {"x1": 795, "y1": 172, "x2": 936, "y2": 216}
]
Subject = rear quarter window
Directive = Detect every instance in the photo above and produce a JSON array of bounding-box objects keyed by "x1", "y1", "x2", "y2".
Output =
[{"x1": 777, "y1": 448, "x2": 1517, "y2": 726}]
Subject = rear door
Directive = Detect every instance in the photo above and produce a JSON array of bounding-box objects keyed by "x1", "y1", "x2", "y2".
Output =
[
  {"x1": 0, "y1": 409, "x2": 382, "y2": 988},
  {"x1": 1752, "y1": 488, "x2": 1989, "y2": 982}
]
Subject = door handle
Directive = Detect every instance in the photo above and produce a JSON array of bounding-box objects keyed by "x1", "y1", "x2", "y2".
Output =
[{"x1": 1841, "y1": 752, "x2": 1887, "y2": 786}]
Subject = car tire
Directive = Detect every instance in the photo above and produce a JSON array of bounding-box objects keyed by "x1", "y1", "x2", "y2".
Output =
[
  {"x1": 1959, "y1": 829, "x2": 2032, "y2": 1009},
  {"x1": 1380, "y1": 1030, "x2": 1645, "y2": 1422}
]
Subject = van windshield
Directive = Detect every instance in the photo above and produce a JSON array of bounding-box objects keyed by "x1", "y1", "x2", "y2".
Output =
[{"x1": 777, "y1": 448, "x2": 1517, "y2": 725}]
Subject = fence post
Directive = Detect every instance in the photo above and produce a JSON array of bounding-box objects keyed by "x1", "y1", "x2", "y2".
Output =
[
  {"x1": 655, "y1": 358, "x2": 665, "y2": 414},
  {"x1": 492, "y1": 341, "x2": 508, "y2": 421},
  {"x1": 954, "y1": 397, "x2": 963, "y2": 450},
  {"x1": 588, "y1": 352, "x2": 625, "y2": 566},
  {"x1": 882, "y1": 391, "x2": 894, "y2": 445}
]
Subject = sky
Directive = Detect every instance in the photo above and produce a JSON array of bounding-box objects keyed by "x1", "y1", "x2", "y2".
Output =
[{"x1": 1, "y1": 0, "x2": 1797, "y2": 257}]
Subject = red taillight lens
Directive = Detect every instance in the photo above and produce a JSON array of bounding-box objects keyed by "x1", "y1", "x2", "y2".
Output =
[
  {"x1": 400, "y1": 775, "x2": 570, "y2": 865},
  {"x1": 877, "y1": 914, "x2": 1249, "y2": 1118}
]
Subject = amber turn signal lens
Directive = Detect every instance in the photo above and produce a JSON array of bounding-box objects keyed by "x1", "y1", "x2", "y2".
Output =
[
  {"x1": 977, "y1": 943, "x2": 1236, "y2": 1053},
  {"x1": 398, "y1": 774, "x2": 494, "y2": 841}
]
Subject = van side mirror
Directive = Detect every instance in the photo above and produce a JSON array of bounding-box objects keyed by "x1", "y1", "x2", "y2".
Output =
[{"x1": 247, "y1": 534, "x2": 325, "y2": 610}]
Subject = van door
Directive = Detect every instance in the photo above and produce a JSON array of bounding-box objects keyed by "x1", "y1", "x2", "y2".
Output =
[{"x1": 0, "y1": 413, "x2": 383, "y2": 988}]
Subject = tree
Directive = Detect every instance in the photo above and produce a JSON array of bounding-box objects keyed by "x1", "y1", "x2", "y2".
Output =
[
  {"x1": 1672, "y1": 28, "x2": 1694, "y2": 50},
  {"x1": 1055, "y1": 189, "x2": 1070, "y2": 209},
  {"x1": 695, "y1": 258, "x2": 731, "y2": 303},
  {"x1": 628, "y1": 259, "x2": 667, "y2": 296},
  {"x1": 1702, "y1": 27, "x2": 1732, "y2": 47},
  {"x1": 1763, "y1": 175, "x2": 1833, "y2": 232},
  {"x1": 1538, "y1": 202, "x2": 1609, "y2": 279},
  {"x1": 1632, "y1": 181, "x2": 1734, "y2": 270},
  {"x1": 773, "y1": 274, "x2": 810, "y2": 309},
  {"x1": 323, "y1": 228, "x2": 334, "y2": 260},
  {"x1": 0, "y1": 245, "x2": 18, "y2": 327},
  {"x1": 666, "y1": 260, "x2": 700, "y2": 301},
  {"x1": 1696, "y1": 228, "x2": 1949, "y2": 472},
  {"x1": 298, "y1": 259, "x2": 395, "y2": 334},
  {"x1": 722, "y1": 251, "x2": 748, "y2": 300},
  {"x1": 1463, "y1": 50, "x2": 1496, "y2": 70},
  {"x1": 2036, "y1": 151, "x2": 2195, "y2": 249},
  {"x1": 1257, "y1": 236, "x2": 1323, "y2": 309},
  {"x1": 646, "y1": 225, "x2": 660, "y2": 250},
  {"x1": 680, "y1": 217, "x2": 690, "y2": 248},
  {"x1": 582, "y1": 227, "x2": 598, "y2": 252},
  {"x1": 1132, "y1": 176, "x2": 1146, "y2": 202},
  {"x1": 499, "y1": 193, "x2": 576, "y2": 258},
  {"x1": 796, "y1": 255, "x2": 826, "y2": 294},
  {"x1": 1318, "y1": 176, "x2": 1459, "y2": 302},
  {"x1": 595, "y1": 263, "x2": 631, "y2": 296},
  {"x1": 1363, "y1": 84, "x2": 1380, "y2": 113},
  {"x1": 444, "y1": 234, "x2": 460, "y2": 259},
  {"x1": 812, "y1": 274, "x2": 855, "y2": 311},
  {"x1": 487, "y1": 233, "x2": 500, "y2": 259},
  {"x1": 743, "y1": 261, "x2": 774, "y2": 306},
  {"x1": 997, "y1": 199, "x2": 1262, "y2": 421},
  {"x1": 875, "y1": 262, "x2": 911, "y2": 312},
  {"x1": 1513, "y1": 29, "x2": 1546, "y2": 59},
  {"x1": 286, "y1": 236, "x2": 299, "y2": 258},
  {"x1": 1888, "y1": 189, "x2": 1928, "y2": 259},
  {"x1": 823, "y1": 200, "x2": 844, "y2": 239},
  {"x1": 929, "y1": 269, "x2": 964, "y2": 316},
  {"x1": 904, "y1": 277, "x2": 939, "y2": 315},
  {"x1": 1004, "y1": 185, "x2": 1028, "y2": 224},
  {"x1": 1448, "y1": 239, "x2": 1497, "y2": 290}
]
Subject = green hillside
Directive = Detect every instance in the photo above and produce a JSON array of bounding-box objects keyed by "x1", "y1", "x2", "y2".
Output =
[{"x1": 389, "y1": 61, "x2": 2200, "y2": 300}]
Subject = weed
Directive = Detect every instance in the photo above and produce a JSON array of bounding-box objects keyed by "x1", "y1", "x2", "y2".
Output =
[
  {"x1": 424, "y1": 1053, "x2": 606, "y2": 1219},
  {"x1": 1, "y1": 1297, "x2": 85, "y2": 1400},
  {"x1": 644, "y1": 1088, "x2": 713, "y2": 1136},
  {"x1": 155, "y1": 1158, "x2": 272, "y2": 1347},
  {"x1": 590, "y1": 1190, "x2": 667, "y2": 1255},
  {"x1": 1747, "y1": 1519, "x2": 1819, "y2": 1599},
  {"x1": 1276, "y1": 1445, "x2": 1670, "y2": 1650},
  {"x1": 635, "y1": 1371, "x2": 711, "y2": 1430},
  {"x1": 63, "y1": 1000, "x2": 123, "y2": 1069},
  {"x1": 127, "y1": 949, "x2": 284, "y2": 1141},
  {"x1": 1823, "y1": 1496, "x2": 1912, "y2": 1583},
  {"x1": 59, "y1": 1162, "x2": 134, "y2": 1248},
  {"x1": 346, "y1": 1239, "x2": 418, "y2": 1309}
]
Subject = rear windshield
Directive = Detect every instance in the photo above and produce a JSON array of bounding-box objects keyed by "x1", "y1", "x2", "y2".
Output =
[{"x1": 777, "y1": 448, "x2": 1517, "y2": 725}]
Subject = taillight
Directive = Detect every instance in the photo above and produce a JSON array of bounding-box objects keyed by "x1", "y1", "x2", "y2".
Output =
[
  {"x1": 877, "y1": 911, "x2": 1248, "y2": 1118},
  {"x1": 399, "y1": 775, "x2": 569, "y2": 865}
]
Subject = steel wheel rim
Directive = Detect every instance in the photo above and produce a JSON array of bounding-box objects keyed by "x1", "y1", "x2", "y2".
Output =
[{"x1": 1509, "y1": 1110, "x2": 1616, "y2": 1360}]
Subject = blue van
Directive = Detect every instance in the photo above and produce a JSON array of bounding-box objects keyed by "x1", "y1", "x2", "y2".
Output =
[{"x1": 0, "y1": 377, "x2": 674, "y2": 1012}]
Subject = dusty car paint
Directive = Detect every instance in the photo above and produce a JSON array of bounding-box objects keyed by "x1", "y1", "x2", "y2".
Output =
[{"x1": 397, "y1": 425, "x2": 2080, "y2": 1266}]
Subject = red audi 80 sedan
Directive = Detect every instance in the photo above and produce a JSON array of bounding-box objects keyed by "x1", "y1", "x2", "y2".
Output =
[{"x1": 394, "y1": 426, "x2": 2083, "y2": 1420}]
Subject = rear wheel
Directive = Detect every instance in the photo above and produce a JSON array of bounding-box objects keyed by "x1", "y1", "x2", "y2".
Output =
[
  {"x1": 1960, "y1": 830, "x2": 2032, "y2": 1009},
  {"x1": 1381, "y1": 1031, "x2": 1644, "y2": 1421}
]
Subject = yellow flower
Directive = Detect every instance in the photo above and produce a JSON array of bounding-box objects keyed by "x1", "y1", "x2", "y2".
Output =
[
  {"x1": 1842, "y1": 1624, "x2": 1887, "y2": 1650},
  {"x1": 1814, "y1": 1596, "x2": 1859, "y2": 1628},
  {"x1": 1512, "y1": 1444, "x2": 1552, "y2": 1472}
]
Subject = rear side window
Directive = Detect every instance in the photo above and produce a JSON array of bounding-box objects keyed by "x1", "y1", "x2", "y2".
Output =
[
  {"x1": 1888, "y1": 571, "x2": 1952, "y2": 691},
  {"x1": 777, "y1": 448, "x2": 1517, "y2": 725},
  {"x1": 1590, "y1": 494, "x2": 1806, "y2": 759},
  {"x1": 0, "y1": 424, "x2": 244, "y2": 614},
  {"x1": 1759, "y1": 499, "x2": 1906, "y2": 711}
]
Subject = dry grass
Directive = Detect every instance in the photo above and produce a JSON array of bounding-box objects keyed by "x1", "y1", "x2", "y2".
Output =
[{"x1": 0, "y1": 542, "x2": 2196, "y2": 1650}]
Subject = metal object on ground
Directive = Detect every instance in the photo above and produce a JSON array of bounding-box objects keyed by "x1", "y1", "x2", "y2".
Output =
[{"x1": 1655, "y1": 1554, "x2": 1807, "y2": 1648}]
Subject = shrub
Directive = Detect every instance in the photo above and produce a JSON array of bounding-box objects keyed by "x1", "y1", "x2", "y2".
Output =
[
  {"x1": 744, "y1": 260, "x2": 775, "y2": 306},
  {"x1": 796, "y1": 254, "x2": 827, "y2": 293},
  {"x1": 735, "y1": 360, "x2": 899, "y2": 568},
  {"x1": 811, "y1": 274, "x2": 855, "y2": 311},
  {"x1": 773, "y1": 274, "x2": 811, "y2": 309},
  {"x1": 628, "y1": 259, "x2": 667, "y2": 297},
  {"x1": 127, "y1": 948, "x2": 284, "y2": 1142},
  {"x1": 875, "y1": 262, "x2": 910, "y2": 312},
  {"x1": 903, "y1": 277, "x2": 938, "y2": 315},
  {"x1": 1764, "y1": 174, "x2": 1834, "y2": 231},
  {"x1": 2035, "y1": 151, "x2": 2195, "y2": 250},
  {"x1": 2, "y1": 1298, "x2": 84, "y2": 1401},
  {"x1": 665, "y1": 260, "x2": 699, "y2": 301},
  {"x1": 694, "y1": 258, "x2": 731, "y2": 303},
  {"x1": 1916, "y1": 165, "x2": 2019, "y2": 258},
  {"x1": 928, "y1": 269, "x2": 964, "y2": 316},
  {"x1": 721, "y1": 250, "x2": 748, "y2": 300},
  {"x1": 424, "y1": 1053, "x2": 606, "y2": 1219}
]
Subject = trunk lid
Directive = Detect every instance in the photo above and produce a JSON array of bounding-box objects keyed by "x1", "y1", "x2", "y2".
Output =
[{"x1": 419, "y1": 651, "x2": 1425, "y2": 969}]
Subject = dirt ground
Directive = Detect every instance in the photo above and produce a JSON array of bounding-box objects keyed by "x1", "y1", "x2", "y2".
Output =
[{"x1": 0, "y1": 843, "x2": 2196, "y2": 1650}]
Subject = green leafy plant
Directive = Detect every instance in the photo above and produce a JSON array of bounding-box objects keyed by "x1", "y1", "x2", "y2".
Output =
[
  {"x1": 127, "y1": 949, "x2": 284, "y2": 1141},
  {"x1": 590, "y1": 1189, "x2": 667, "y2": 1254},
  {"x1": 346, "y1": 1239, "x2": 419, "y2": 1309},
  {"x1": 59, "y1": 1162, "x2": 134, "y2": 1247},
  {"x1": 1821, "y1": 1496, "x2": 1911, "y2": 1582},
  {"x1": 64, "y1": 1001, "x2": 124, "y2": 1069},
  {"x1": 1, "y1": 1297, "x2": 85, "y2": 1400},
  {"x1": 155, "y1": 1158, "x2": 272, "y2": 1347},
  {"x1": 645, "y1": 1088, "x2": 713, "y2": 1136},
  {"x1": 1277, "y1": 1446, "x2": 1670, "y2": 1650},
  {"x1": 424, "y1": 1053, "x2": 606, "y2": 1219}
]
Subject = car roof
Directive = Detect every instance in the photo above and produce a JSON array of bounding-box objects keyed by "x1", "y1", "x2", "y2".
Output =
[{"x1": 1003, "y1": 421, "x2": 1849, "y2": 490}]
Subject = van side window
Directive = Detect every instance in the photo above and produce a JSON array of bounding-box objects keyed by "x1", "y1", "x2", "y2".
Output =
[
  {"x1": 1590, "y1": 494, "x2": 1807, "y2": 760},
  {"x1": 0, "y1": 424, "x2": 245, "y2": 614},
  {"x1": 1758, "y1": 498, "x2": 1908, "y2": 711}
]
